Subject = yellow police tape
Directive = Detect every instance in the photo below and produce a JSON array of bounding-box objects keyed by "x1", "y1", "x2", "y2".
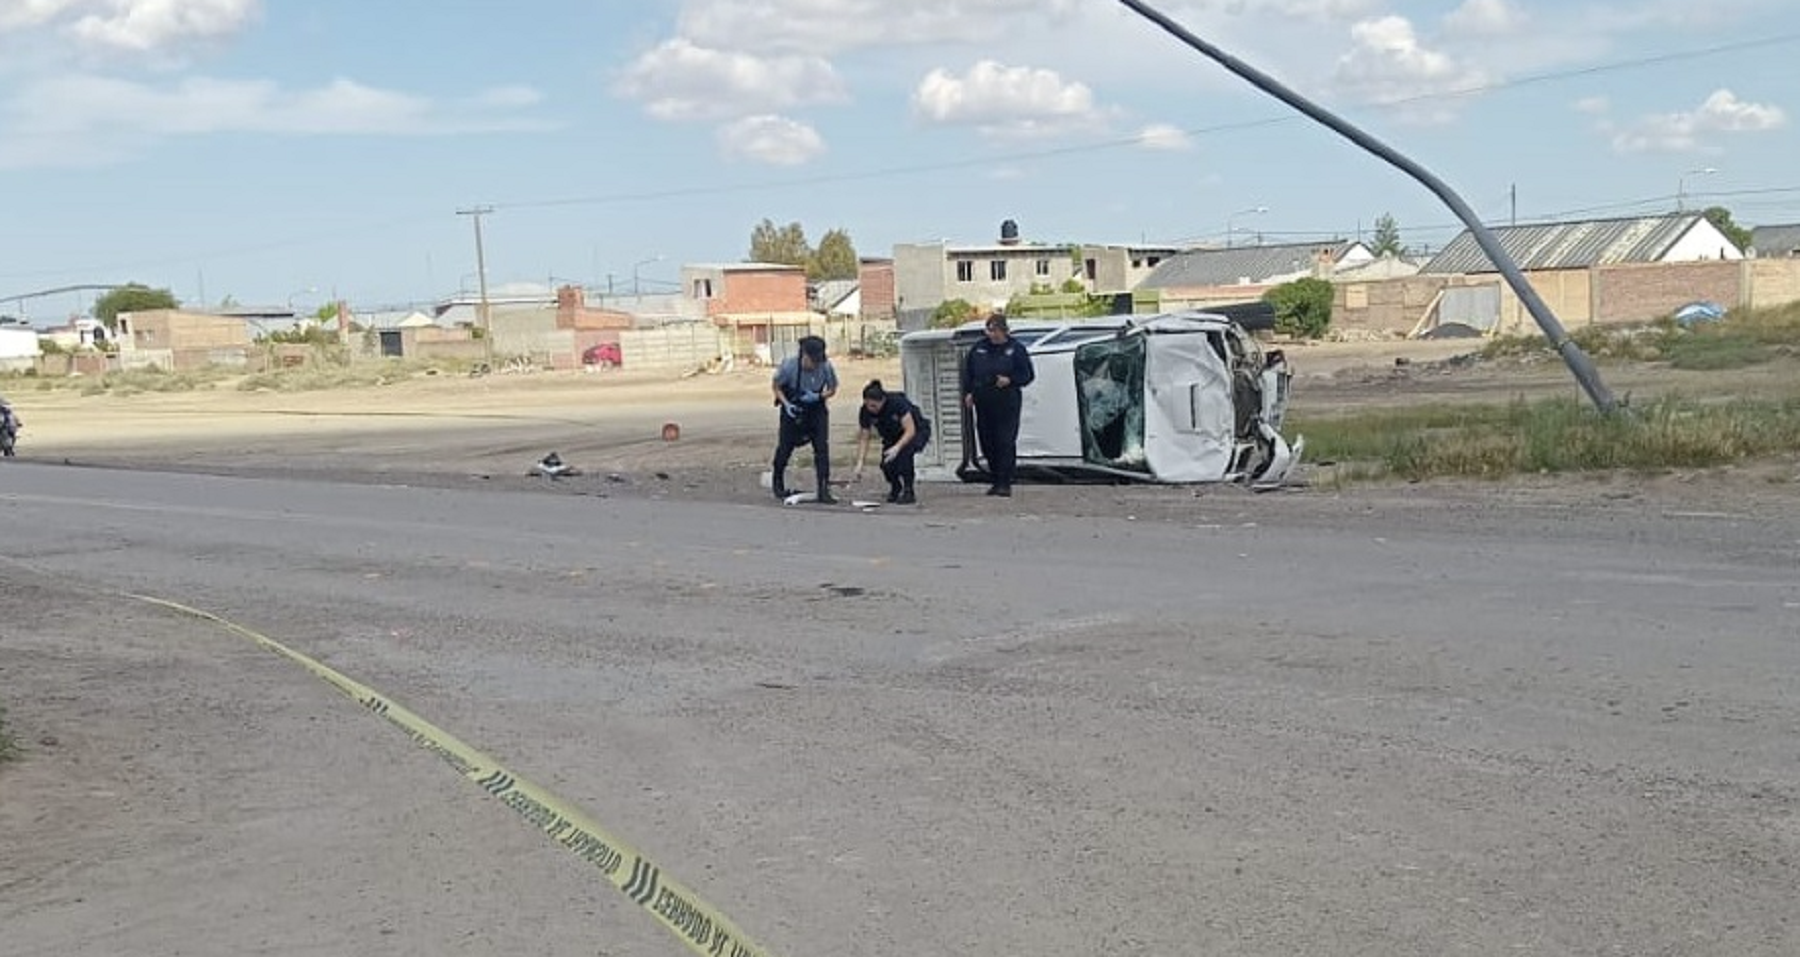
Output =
[{"x1": 128, "y1": 593, "x2": 778, "y2": 957}]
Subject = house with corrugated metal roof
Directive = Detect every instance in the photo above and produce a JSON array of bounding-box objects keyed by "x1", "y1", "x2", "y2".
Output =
[
  {"x1": 1421, "y1": 213, "x2": 1742, "y2": 275},
  {"x1": 1139, "y1": 239, "x2": 1374, "y2": 289},
  {"x1": 1131, "y1": 239, "x2": 1375, "y2": 314},
  {"x1": 1370, "y1": 213, "x2": 1748, "y2": 339},
  {"x1": 1750, "y1": 224, "x2": 1800, "y2": 259}
]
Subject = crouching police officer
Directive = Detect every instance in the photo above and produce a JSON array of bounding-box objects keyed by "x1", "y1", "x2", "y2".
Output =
[
  {"x1": 852, "y1": 379, "x2": 931, "y2": 505},
  {"x1": 961, "y1": 314, "x2": 1035, "y2": 497},
  {"x1": 769, "y1": 335, "x2": 839, "y2": 503}
]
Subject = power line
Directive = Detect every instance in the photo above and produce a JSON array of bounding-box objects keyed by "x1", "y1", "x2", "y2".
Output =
[{"x1": 8, "y1": 31, "x2": 1798, "y2": 281}]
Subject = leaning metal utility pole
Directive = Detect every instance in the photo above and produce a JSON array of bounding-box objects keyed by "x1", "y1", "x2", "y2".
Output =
[
  {"x1": 457, "y1": 205, "x2": 496, "y2": 359},
  {"x1": 1114, "y1": 0, "x2": 1616, "y2": 412}
]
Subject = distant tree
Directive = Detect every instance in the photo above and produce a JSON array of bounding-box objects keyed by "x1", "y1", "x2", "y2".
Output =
[
  {"x1": 313, "y1": 302, "x2": 339, "y2": 323},
  {"x1": 1702, "y1": 206, "x2": 1752, "y2": 252},
  {"x1": 1059, "y1": 277, "x2": 1088, "y2": 294},
  {"x1": 1264, "y1": 277, "x2": 1335, "y2": 339},
  {"x1": 930, "y1": 298, "x2": 979, "y2": 329},
  {"x1": 809, "y1": 228, "x2": 859, "y2": 281},
  {"x1": 218, "y1": 294, "x2": 240, "y2": 308},
  {"x1": 749, "y1": 219, "x2": 812, "y2": 267},
  {"x1": 93, "y1": 283, "x2": 180, "y2": 330},
  {"x1": 1372, "y1": 213, "x2": 1404, "y2": 257}
]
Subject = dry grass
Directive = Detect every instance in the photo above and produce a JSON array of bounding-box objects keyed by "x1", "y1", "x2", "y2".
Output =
[
  {"x1": 1481, "y1": 301, "x2": 1800, "y2": 372},
  {"x1": 1297, "y1": 393, "x2": 1800, "y2": 482},
  {"x1": 238, "y1": 358, "x2": 478, "y2": 393}
]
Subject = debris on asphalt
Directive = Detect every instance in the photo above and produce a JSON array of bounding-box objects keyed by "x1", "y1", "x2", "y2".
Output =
[{"x1": 529, "y1": 453, "x2": 581, "y2": 478}]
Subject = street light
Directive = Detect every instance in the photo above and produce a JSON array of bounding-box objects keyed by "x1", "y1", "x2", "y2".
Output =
[
  {"x1": 286, "y1": 287, "x2": 317, "y2": 308},
  {"x1": 1226, "y1": 205, "x2": 1268, "y2": 247},
  {"x1": 1677, "y1": 167, "x2": 1718, "y2": 212},
  {"x1": 632, "y1": 255, "x2": 664, "y2": 296}
]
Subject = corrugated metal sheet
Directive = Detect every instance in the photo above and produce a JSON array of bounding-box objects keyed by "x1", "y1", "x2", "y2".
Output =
[
  {"x1": 1138, "y1": 241, "x2": 1355, "y2": 289},
  {"x1": 810, "y1": 279, "x2": 859, "y2": 312},
  {"x1": 1751, "y1": 224, "x2": 1800, "y2": 257},
  {"x1": 1422, "y1": 214, "x2": 1703, "y2": 274}
]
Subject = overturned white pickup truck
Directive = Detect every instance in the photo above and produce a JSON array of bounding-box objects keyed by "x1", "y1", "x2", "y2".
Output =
[{"x1": 899, "y1": 309, "x2": 1301, "y2": 486}]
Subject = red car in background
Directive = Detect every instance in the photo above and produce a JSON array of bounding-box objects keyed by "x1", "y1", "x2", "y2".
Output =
[{"x1": 581, "y1": 342, "x2": 622, "y2": 368}]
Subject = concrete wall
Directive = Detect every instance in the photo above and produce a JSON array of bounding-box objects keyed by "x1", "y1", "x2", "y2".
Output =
[
  {"x1": 892, "y1": 242, "x2": 1082, "y2": 325},
  {"x1": 1497, "y1": 269, "x2": 1593, "y2": 331},
  {"x1": 619, "y1": 326, "x2": 732, "y2": 375},
  {"x1": 893, "y1": 243, "x2": 950, "y2": 330},
  {"x1": 35, "y1": 352, "x2": 117, "y2": 377},
  {"x1": 488, "y1": 307, "x2": 576, "y2": 368},
  {"x1": 1748, "y1": 258, "x2": 1800, "y2": 309},
  {"x1": 1077, "y1": 247, "x2": 1176, "y2": 295},
  {"x1": 1333, "y1": 276, "x2": 1453, "y2": 337}
]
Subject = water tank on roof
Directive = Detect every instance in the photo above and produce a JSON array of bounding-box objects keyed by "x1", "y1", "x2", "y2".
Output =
[{"x1": 999, "y1": 219, "x2": 1020, "y2": 245}]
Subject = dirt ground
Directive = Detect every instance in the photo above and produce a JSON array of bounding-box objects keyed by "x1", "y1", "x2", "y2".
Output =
[{"x1": 7, "y1": 337, "x2": 1797, "y2": 517}]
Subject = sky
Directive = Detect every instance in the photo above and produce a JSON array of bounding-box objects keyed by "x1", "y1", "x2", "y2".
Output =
[{"x1": 2, "y1": 0, "x2": 1797, "y2": 321}]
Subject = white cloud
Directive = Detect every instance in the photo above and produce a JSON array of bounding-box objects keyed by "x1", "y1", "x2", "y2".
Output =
[
  {"x1": 1572, "y1": 95, "x2": 1610, "y2": 115},
  {"x1": 1443, "y1": 0, "x2": 1525, "y2": 37},
  {"x1": 1136, "y1": 123, "x2": 1194, "y2": 151},
  {"x1": 614, "y1": 38, "x2": 847, "y2": 122},
  {"x1": 0, "y1": 0, "x2": 78, "y2": 31},
  {"x1": 716, "y1": 114, "x2": 826, "y2": 165},
  {"x1": 0, "y1": 0, "x2": 258, "y2": 53},
  {"x1": 0, "y1": 74, "x2": 550, "y2": 168},
  {"x1": 913, "y1": 60, "x2": 1106, "y2": 137},
  {"x1": 69, "y1": 0, "x2": 257, "y2": 51},
  {"x1": 675, "y1": 0, "x2": 1081, "y2": 56},
  {"x1": 1332, "y1": 15, "x2": 1488, "y2": 122},
  {"x1": 1230, "y1": 0, "x2": 1382, "y2": 18},
  {"x1": 1606, "y1": 89, "x2": 1788, "y2": 154}
]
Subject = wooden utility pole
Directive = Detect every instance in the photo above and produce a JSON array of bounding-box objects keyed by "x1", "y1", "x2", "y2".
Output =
[{"x1": 457, "y1": 205, "x2": 496, "y2": 358}]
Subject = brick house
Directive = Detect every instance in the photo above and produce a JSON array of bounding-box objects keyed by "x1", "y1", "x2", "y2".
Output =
[
  {"x1": 680, "y1": 262, "x2": 813, "y2": 358},
  {"x1": 857, "y1": 257, "x2": 896, "y2": 322},
  {"x1": 115, "y1": 309, "x2": 252, "y2": 371},
  {"x1": 1410, "y1": 212, "x2": 1747, "y2": 334}
]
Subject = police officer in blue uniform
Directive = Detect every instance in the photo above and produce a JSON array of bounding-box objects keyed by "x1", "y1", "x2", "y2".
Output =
[
  {"x1": 961, "y1": 314, "x2": 1035, "y2": 497},
  {"x1": 852, "y1": 379, "x2": 931, "y2": 505},
  {"x1": 769, "y1": 335, "x2": 839, "y2": 503}
]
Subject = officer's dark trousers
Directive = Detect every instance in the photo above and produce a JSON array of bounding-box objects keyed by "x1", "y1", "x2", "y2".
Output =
[
  {"x1": 880, "y1": 442, "x2": 918, "y2": 492},
  {"x1": 973, "y1": 389, "x2": 1022, "y2": 489},
  {"x1": 772, "y1": 406, "x2": 830, "y2": 492}
]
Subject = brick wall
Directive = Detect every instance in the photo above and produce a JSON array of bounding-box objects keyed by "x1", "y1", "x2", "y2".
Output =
[
  {"x1": 720, "y1": 269, "x2": 807, "y2": 315},
  {"x1": 858, "y1": 260, "x2": 896, "y2": 321},
  {"x1": 555, "y1": 285, "x2": 635, "y2": 330},
  {"x1": 1590, "y1": 261, "x2": 1744, "y2": 324},
  {"x1": 120, "y1": 310, "x2": 251, "y2": 351}
]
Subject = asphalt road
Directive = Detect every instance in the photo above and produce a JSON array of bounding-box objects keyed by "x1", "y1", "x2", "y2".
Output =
[{"x1": 3, "y1": 462, "x2": 1798, "y2": 956}]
